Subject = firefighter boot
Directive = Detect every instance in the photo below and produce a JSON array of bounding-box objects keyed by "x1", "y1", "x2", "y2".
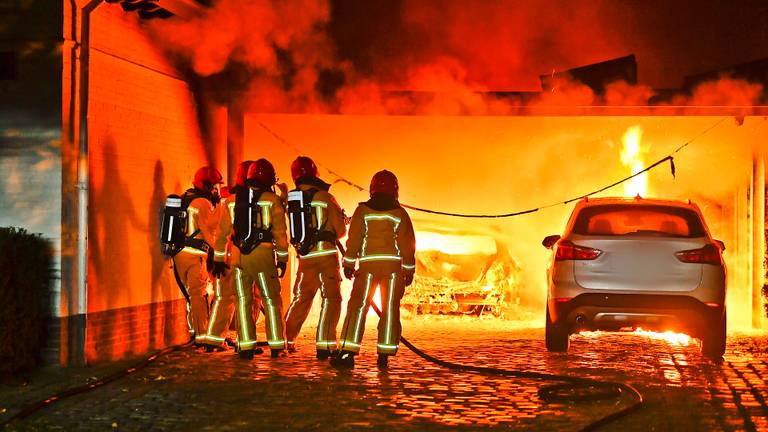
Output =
[
  {"x1": 205, "y1": 344, "x2": 226, "y2": 353},
  {"x1": 330, "y1": 351, "x2": 355, "y2": 369},
  {"x1": 377, "y1": 354, "x2": 389, "y2": 370},
  {"x1": 239, "y1": 349, "x2": 254, "y2": 360},
  {"x1": 316, "y1": 349, "x2": 332, "y2": 360},
  {"x1": 271, "y1": 349, "x2": 286, "y2": 358}
]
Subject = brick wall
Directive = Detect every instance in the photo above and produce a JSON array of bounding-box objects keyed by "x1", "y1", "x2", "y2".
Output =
[
  {"x1": 84, "y1": 298, "x2": 189, "y2": 363},
  {"x1": 76, "y1": 4, "x2": 208, "y2": 363}
]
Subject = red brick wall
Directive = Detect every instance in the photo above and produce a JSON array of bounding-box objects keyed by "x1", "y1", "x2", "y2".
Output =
[{"x1": 84, "y1": 298, "x2": 189, "y2": 364}]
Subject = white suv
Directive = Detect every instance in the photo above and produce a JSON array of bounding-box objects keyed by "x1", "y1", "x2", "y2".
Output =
[{"x1": 542, "y1": 197, "x2": 727, "y2": 358}]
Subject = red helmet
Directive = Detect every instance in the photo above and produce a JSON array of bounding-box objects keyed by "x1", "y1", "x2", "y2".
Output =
[
  {"x1": 369, "y1": 170, "x2": 399, "y2": 199},
  {"x1": 291, "y1": 156, "x2": 318, "y2": 182},
  {"x1": 247, "y1": 158, "x2": 277, "y2": 186},
  {"x1": 234, "y1": 160, "x2": 254, "y2": 187},
  {"x1": 192, "y1": 166, "x2": 223, "y2": 191}
]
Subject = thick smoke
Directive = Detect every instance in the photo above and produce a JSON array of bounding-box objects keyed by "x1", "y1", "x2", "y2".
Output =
[{"x1": 146, "y1": 0, "x2": 767, "y2": 115}]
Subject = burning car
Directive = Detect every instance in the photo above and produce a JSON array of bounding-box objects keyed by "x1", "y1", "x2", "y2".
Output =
[{"x1": 402, "y1": 229, "x2": 523, "y2": 317}]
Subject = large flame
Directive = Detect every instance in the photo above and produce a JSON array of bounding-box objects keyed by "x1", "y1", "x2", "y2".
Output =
[
  {"x1": 416, "y1": 231, "x2": 496, "y2": 255},
  {"x1": 620, "y1": 125, "x2": 649, "y2": 197}
]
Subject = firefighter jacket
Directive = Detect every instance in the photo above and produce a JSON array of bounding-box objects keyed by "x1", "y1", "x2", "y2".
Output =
[
  {"x1": 184, "y1": 193, "x2": 219, "y2": 256},
  {"x1": 213, "y1": 190, "x2": 237, "y2": 263},
  {"x1": 342, "y1": 193, "x2": 416, "y2": 273},
  {"x1": 296, "y1": 178, "x2": 347, "y2": 260}
]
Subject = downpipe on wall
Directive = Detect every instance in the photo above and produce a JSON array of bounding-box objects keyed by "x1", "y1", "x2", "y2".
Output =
[{"x1": 75, "y1": 0, "x2": 104, "y2": 319}]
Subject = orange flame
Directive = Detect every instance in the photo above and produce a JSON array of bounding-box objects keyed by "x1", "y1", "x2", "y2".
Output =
[
  {"x1": 633, "y1": 328, "x2": 691, "y2": 345},
  {"x1": 415, "y1": 231, "x2": 496, "y2": 255},
  {"x1": 620, "y1": 125, "x2": 649, "y2": 197}
]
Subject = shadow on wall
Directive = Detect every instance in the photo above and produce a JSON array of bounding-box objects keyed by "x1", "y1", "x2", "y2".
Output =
[
  {"x1": 148, "y1": 160, "x2": 177, "y2": 347},
  {"x1": 88, "y1": 136, "x2": 145, "y2": 360}
]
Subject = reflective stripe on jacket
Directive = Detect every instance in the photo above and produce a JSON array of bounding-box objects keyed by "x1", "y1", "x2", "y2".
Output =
[
  {"x1": 256, "y1": 190, "x2": 290, "y2": 262},
  {"x1": 187, "y1": 196, "x2": 218, "y2": 250},
  {"x1": 342, "y1": 203, "x2": 416, "y2": 271},
  {"x1": 213, "y1": 194, "x2": 237, "y2": 262},
  {"x1": 297, "y1": 183, "x2": 347, "y2": 260}
]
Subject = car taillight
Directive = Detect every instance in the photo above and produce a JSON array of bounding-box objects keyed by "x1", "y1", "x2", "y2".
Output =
[
  {"x1": 675, "y1": 244, "x2": 722, "y2": 265},
  {"x1": 555, "y1": 240, "x2": 602, "y2": 261}
]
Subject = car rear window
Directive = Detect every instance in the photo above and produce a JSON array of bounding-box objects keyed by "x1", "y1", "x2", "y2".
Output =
[{"x1": 572, "y1": 205, "x2": 707, "y2": 237}]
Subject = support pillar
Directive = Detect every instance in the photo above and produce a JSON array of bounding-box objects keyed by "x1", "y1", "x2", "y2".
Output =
[{"x1": 752, "y1": 152, "x2": 766, "y2": 329}]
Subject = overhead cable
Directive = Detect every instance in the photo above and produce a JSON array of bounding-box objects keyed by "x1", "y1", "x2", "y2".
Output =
[{"x1": 259, "y1": 117, "x2": 730, "y2": 218}]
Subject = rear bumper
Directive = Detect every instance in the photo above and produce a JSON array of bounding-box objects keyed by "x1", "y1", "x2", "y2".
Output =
[{"x1": 548, "y1": 293, "x2": 724, "y2": 337}]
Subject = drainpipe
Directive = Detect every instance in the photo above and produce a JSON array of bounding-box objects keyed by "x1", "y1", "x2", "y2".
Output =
[{"x1": 76, "y1": 0, "x2": 104, "y2": 321}]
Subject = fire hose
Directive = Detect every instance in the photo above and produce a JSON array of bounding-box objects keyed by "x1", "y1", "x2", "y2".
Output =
[{"x1": 367, "y1": 301, "x2": 643, "y2": 432}]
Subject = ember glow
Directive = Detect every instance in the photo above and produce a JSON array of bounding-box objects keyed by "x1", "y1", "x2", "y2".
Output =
[
  {"x1": 633, "y1": 328, "x2": 692, "y2": 346},
  {"x1": 580, "y1": 329, "x2": 692, "y2": 346},
  {"x1": 620, "y1": 125, "x2": 649, "y2": 197}
]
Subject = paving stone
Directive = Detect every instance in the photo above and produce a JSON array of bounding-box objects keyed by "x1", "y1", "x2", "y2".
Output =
[{"x1": 2, "y1": 317, "x2": 768, "y2": 431}]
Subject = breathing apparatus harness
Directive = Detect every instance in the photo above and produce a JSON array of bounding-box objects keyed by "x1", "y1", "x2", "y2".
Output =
[
  {"x1": 232, "y1": 185, "x2": 274, "y2": 254},
  {"x1": 287, "y1": 181, "x2": 337, "y2": 256}
]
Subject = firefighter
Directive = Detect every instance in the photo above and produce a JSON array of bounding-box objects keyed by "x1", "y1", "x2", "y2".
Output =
[
  {"x1": 284, "y1": 156, "x2": 347, "y2": 360},
  {"x1": 331, "y1": 170, "x2": 416, "y2": 369},
  {"x1": 202, "y1": 160, "x2": 263, "y2": 354},
  {"x1": 172, "y1": 166, "x2": 223, "y2": 345},
  {"x1": 230, "y1": 158, "x2": 290, "y2": 360}
]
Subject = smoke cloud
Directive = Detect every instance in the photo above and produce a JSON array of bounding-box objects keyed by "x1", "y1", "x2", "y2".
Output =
[{"x1": 145, "y1": 0, "x2": 767, "y2": 116}]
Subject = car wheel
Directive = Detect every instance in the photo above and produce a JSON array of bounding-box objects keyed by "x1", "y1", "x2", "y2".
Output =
[
  {"x1": 545, "y1": 305, "x2": 569, "y2": 352},
  {"x1": 701, "y1": 309, "x2": 726, "y2": 359}
]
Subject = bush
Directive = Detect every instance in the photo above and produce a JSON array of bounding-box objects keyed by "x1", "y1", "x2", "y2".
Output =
[{"x1": 0, "y1": 227, "x2": 54, "y2": 377}]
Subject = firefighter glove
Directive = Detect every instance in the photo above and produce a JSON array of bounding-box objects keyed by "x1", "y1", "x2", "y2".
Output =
[
  {"x1": 211, "y1": 261, "x2": 228, "y2": 278},
  {"x1": 343, "y1": 267, "x2": 355, "y2": 280},
  {"x1": 276, "y1": 261, "x2": 287, "y2": 278},
  {"x1": 403, "y1": 272, "x2": 414, "y2": 287}
]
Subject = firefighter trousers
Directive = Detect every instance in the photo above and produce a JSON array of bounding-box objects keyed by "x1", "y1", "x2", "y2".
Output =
[
  {"x1": 233, "y1": 246, "x2": 286, "y2": 352},
  {"x1": 284, "y1": 256, "x2": 342, "y2": 352},
  {"x1": 339, "y1": 262, "x2": 406, "y2": 355},
  {"x1": 204, "y1": 269, "x2": 262, "y2": 347},
  {"x1": 172, "y1": 250, "x2": 209, "y2": 342}
]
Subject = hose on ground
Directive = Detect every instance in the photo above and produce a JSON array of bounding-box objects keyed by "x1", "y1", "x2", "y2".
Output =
[{"x1": 370, "y1": 303, "x2": 644, "y2": 432}]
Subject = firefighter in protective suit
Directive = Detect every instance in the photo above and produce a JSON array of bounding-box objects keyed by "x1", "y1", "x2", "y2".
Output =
[
  {"x1": 331, "y1": 170, "x2": 416, "y2": 369},
  {"x1": 202, "y1": 160, "x2": 263, "y2": 353},
  {"x1": 173, "y1": 166, "x2": 223, "y2": 344},
  {"x1": 284, "y1": 156, "x2": 347, "y2": 360},
  {"x1": 230, "y1": 158, "x2": 290, "y2": 360}
]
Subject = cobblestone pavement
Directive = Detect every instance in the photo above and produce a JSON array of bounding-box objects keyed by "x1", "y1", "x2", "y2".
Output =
[{"x1": 3, "y1": 316, "x2": 768, "y2": 431}]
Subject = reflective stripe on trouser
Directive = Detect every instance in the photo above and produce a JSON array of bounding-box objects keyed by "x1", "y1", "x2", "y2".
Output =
[
  {"x1": 236, "y1": 246, "x2": 286, "y2": 350},
  {"x1": 339, "y1": 262, "x2": 405, "y2": 355},
  {"x1": 172, "y1": 251, "x2": 210, "y2": 341},
  {"x1": 202, "y1": 270, "x2": 237, "y2": 346},
  {"x1": 284, "y1": 256, "x2": 342, "y2": 351}
]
